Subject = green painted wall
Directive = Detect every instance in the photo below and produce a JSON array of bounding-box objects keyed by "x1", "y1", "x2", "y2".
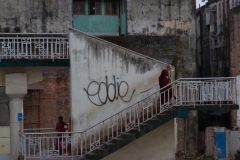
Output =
[
  {"x1": 73, "y1": 0, "x2": 119, "y2": 35},
  {"x1": 120, "y1": 13, "x2": 126, "y2": 35},
  {"x1": 0, "y1": 59, "x2": 69, "y2": 67}
]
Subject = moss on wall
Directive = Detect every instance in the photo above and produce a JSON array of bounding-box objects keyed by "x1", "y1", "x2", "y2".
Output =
[{"x1": 100, "y1": 36, "x2": 183, "y2": 78}]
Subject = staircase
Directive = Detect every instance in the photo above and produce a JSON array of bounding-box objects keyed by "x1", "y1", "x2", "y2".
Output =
[{"x1": 19, "y1": 77, "x2": 238, "y2": 160}]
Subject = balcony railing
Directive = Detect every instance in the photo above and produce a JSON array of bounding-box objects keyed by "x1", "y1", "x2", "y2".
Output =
[
  {"x1": 19, "y1": 77, "x2": 237, "y2": 159},
  {"x1": 0, "y1": 33, "x2": 69, "y2": 61}
]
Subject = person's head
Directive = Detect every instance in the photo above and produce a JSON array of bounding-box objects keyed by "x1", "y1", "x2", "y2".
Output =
[
  {"x1": 58, "y1": 116, "x2": 63, "y2": 122},
  {"x1": 166, "y1": 64, "x2": 171, "y2": 71}
]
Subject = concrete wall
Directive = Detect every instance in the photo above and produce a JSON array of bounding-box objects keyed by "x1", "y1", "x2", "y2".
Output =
[
  {"x1": 0, "y1": 68, "x2": 43, "y2": 86},
  {"x1": 102, "y1": 119, "x2": 176, "y2": 160},
  {"x1": 0, "y1": 87, "x2": 10, "y2": 126},
  {"x1": 0, "y1": 127, "x2": 10, "y2": 155},
  {"x1": 0, "y1": 0, "x2": 72, "y2": 33},
  {"x1": 126, "y1": 0, "x2": 195, "y2": 36},
  {"x1": 99, "y1": 36, "x2": 182, "y2": 78},
  {"x1": 126, "y1": 0, "x2": 196, "y2": 78},
  {"x1": 69, "y1": 28, "x2": 171, "y2": 131}
]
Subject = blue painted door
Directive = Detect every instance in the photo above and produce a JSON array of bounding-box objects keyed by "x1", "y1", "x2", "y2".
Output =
[{"x1": 215, "y1": 132, "x2": 227, "y2": 158}]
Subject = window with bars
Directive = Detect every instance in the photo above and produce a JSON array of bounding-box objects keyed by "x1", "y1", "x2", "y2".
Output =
[
  {"x1": 89, "y1": 1, "x2": 102, "y2": 15},
  {"x1": 73, "y1": 0, "x2": 85, "y2": 15},
  {"x1": 105, "y1": 2, "x2": 117, "y2": 15}
]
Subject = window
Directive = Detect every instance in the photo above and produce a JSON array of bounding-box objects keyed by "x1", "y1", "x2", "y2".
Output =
[
  {"x1": 89, "y1": 1, "x2": 102, "y2": 15},
  {"x1": 73, "y1": 0, "x2": 85, "y2": 15},
  {"x1": 105, "y1": 2, "x2": 117, "y2": 15}
]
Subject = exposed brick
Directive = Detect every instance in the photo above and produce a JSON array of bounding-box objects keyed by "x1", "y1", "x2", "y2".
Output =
[
  {"x1": 177, "y1": 118, "x2": 185, "y2": 153},
  {"x1": 23, "y1": 69, "x2": 70, "y2": 129},
  {"x1": 229, "y1": 6, "x2": 240, "y2": 131}
]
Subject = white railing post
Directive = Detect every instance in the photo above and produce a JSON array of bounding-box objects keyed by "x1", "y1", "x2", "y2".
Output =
[
  {"x1": 0, "y1": 34, "x2": 68, "y2": 60},
  {"x1": 24, "y1": 134, "x2": 26, "y2": 160},
  {"x1": 180, "y1": 81, "x2": 183, "y2": 105},
  {"x1": 18, "y1": 77, "x2": 238, "y2": 159}
]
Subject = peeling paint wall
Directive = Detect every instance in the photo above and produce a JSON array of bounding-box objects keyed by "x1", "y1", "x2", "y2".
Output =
[
  {"x1": 99, "y1": 36, "x2": 182, "y2": 78},
  {"x1": 69, "y1": 28, "x2": 173, "y2": 131},
  {"x1": 126, "y1": 0, "x2": 196, "y2": 78},
  {"x1": 126, "y1": 0, "x2": 195, "y2": 36},
  {"x1": 0, "y1": 0, "x2": 72, "y2": 33},
  {"x1": 0, "y1": 87, "x2": 10, "y2": 126},
  {"x1": 0, "y1": 127, "x2": 10, "y2": 155}
]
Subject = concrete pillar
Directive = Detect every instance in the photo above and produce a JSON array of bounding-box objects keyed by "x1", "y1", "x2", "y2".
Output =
[
  {"x1": 9, "y1": 98, "x2": 23, "y2": 159},
  {"x1": 5, "y1": 73, "x2": 27, "y2": 160}
]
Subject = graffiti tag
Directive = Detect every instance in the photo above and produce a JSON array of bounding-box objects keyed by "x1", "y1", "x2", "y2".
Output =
[{"x1": 84, "y1": 76, "x2": 135, "y2": 106}]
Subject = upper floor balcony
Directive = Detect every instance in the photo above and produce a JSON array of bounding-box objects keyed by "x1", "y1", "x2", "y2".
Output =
[{"x1": 0, "y1": 33, "x2": 69, "y2": 67}]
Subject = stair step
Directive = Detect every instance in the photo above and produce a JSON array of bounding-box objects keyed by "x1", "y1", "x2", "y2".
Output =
[
  {"x1": 113, "y1": 137, "x2": 125, "y2": 141},
  {"x1": 158, "y1": 113, "x2": 169, "y2": 116},
  {"x1": 103, "y1": 142, "x2": 115, "y2": 146},
  {"x1": 131, "y1": 128, "x2": 139, "y2": 131},
  {"x1": 86, "y1": 152, "x2": 98, "y2": 156},
  {"x1": 121, "y1": 132, "x2": 134, "y2": 135},
  {"x1": 97, "y1": 147, "x2": 104, "y2": 150},
  {"x1": 148, "y1": 118, "x2": 161, "y2": 121},
  {"x1": 80, "y1": 155, "x2": 89, "y2": 160},
  {"x1": 140, "y1": 122, "x2": 152, "y2": 126}
]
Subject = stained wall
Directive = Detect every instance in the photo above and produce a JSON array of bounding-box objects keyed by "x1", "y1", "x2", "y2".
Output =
[
  {"x1": 126, "y1": 0, "x2": 196, "y2": 78},
  {"x1": 69, "y1": 28, "x2": 172, "y2": 131},
  {"x1": 0, "y1": 0, "x2": 72, "y2": 33}
]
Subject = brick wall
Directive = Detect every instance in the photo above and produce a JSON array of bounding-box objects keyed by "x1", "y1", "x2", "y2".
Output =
[
  {"x1": 229, "y1": 6, "x2": 240, "y2": 130},
  {"x1": 176, "y1": 118, "x2": 185, "y2": 154},
  {"x1": 23, "y1": 68, "x2": 70, "y2": 129},
  {"x1": 205, "y1": 127, "x2": 217, "y2": 159},
  {"x1": 229, "y1": 6, "x2": 240, "y2": 77}
]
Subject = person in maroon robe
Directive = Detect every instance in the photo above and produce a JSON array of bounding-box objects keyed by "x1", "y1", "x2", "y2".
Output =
[
  {"x1": 56, "y1": 116, "x2": 68, "y2": 154},
  {"x1": 159, "y1": 64, "x2": 173, "y2": 105}
]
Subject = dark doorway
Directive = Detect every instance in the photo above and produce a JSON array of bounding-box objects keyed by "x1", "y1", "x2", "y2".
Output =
[{"x1": 198, "y1": 110, "x2": 231, "y2": 132}]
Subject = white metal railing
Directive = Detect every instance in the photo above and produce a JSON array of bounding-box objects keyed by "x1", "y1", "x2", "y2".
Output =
[
  {"x1": 19, "y1": 77, "x2": 237, "y2": 159},
  {"x1": 0, "y1": 33, "x2": 69, "y2": 61},
  {"x1": 23, "y1": 128, "x2": 55, "y2": 133}
]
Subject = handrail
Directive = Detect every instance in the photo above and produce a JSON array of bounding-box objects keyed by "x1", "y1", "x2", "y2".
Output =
[
  {"x1": 20, "y1": 77, "x2": 237, "y2": 159},
  {"x1": 23, "y1": 77, "x2": 236, "y2": 135},
  {"x1": 24, "y1": 79, "x2": 179, "y2": 135},
  {"x1": 23, "y1": 128, "x2": 55, "y2": 131}
]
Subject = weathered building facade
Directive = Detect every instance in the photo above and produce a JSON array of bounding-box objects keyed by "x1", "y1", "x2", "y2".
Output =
[
  {"x1": 229, "y1": 5, "x2": 240, "y2": 127},
  {"x1": 196, "y1": 0, "x2": 239, "y2": 77},
  {"x1": 0, "y1": 0, "x2": 199, "y2": 159},
  {"x1": 195, "y1": 1, "x2": 240, "y2": 158},
  {"x1": 0, "y1": 0, "x2": 72, "y2": 33}
]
